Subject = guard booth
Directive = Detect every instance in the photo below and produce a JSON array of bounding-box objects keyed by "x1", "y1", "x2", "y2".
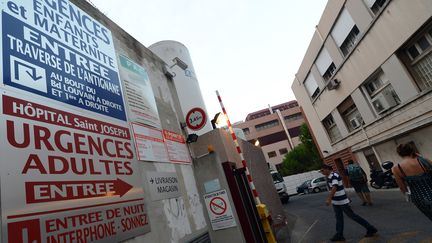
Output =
[{"x1": 190, "y1": 129, "x2": 289, "y2": 243}]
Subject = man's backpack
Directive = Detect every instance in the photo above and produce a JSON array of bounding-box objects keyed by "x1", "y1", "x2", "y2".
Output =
[{"x1": 347, "y1": 164, "x2": 364, "y2": 181}]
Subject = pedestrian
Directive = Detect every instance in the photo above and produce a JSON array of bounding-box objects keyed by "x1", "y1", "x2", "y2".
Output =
[
  {"x1": 346, "y1": 160, "x2": 373, "y2": 206},
  {"x1": 393, "y1": 143, "x2": 432, "y2": 221},
  {"x1": 320, "y1": 164, "x2": 378, "y2": 241}
]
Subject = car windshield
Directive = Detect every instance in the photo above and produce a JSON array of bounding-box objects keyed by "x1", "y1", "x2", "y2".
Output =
[
  {"x1": 271, "y1": 172, "x2": 284, "y2": 183},
  {"x1": 302, "y1": 180, "x2": 311, "y2": 186}
]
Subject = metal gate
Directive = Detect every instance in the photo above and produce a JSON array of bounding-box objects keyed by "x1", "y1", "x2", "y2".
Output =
[{"x1": 222, "y1": 162, "x2": 267, "y2": 243}]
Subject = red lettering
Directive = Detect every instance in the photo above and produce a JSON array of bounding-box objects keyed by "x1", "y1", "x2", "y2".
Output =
[
  {"x1": 22, "y1": 154, "x2": 47, "y2": 174},
  {"x1": 7, "y1": 120, "x2": 30, "y2": 148},
  {"x1": 88, "y1": 158, "x2": 102, "y2": 175},
  {"x1": 54, "y1": 130, "x2": 73, "y2": 152},
  {"x1": 115, "y1": 140, "x2": 125, "y2": 158},
  {"x1": 88, "y1": 136, "x2": 103, "y2": 156},
  {"x1": 70, "y1": 158, "x2": 87, "y2": 175},
  {"x1": 99, "y1": 160, "x2": 113, "y2": 174},
  {"x1": 34, "y1": 125, "x2": 54, "y2": 151},
  {"x1": 123, "y1": 162, "x2": 133, "y2": 175},
  {"x1": 74, "y1": 133, "x2": 88, "y2": 154},
  {"x1": 124, "y1": 142, "x2": 134, "y2": 159},
  {"x1": 48, "y1": 156, "x2": 69, "y2": 174},
  {"x1": 102, "y1": 139, "x2": 116, "y2": 157}
]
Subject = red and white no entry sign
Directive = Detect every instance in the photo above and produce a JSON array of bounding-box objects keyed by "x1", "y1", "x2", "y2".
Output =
[
  {"x1": 185, "y1": 107, "x2": 206, "y2": 130},
  {"x1": 209, "y1": 197, "x2": 227, "y2": 215}
]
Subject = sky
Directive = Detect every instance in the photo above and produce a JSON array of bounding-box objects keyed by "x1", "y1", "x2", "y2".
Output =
[{"x1": 89, "y1": 0, "x2": 328, "y2": 123}]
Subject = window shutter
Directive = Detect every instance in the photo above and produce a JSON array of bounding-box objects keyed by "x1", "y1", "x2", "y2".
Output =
[
  {"x1": 363, "y1": 0, "x2": 376, "y2": 8},
  {"x1": 331, "y1": 8, "x2": 356, "y2": 47},
  {"x1": 316, "y1": 48, "x2": 333, "y2": 75},
  {"x1": 304, "y1": 74, "x2": 319, "y2": 97}
]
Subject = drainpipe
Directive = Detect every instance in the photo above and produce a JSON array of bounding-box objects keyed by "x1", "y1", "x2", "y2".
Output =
[{"x1": 276, "y1": 109, "x2": 294, "y2": 149}]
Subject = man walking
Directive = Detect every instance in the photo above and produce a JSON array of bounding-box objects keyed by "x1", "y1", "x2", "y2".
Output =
[
  {"x1": 346, "y1": 160, "x2": 373, "y2": 206},
  {"x1": 320, "y1": 164, "x2": 377, "y2": 241}
]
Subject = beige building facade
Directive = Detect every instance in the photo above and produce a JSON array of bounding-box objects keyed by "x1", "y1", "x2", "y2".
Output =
[
  {"x1": 292, "y1": 0, "x2": 432, "y2": 177},
  {"x1": 233, "y1": 101, "x2": 304, "y2": 170}
]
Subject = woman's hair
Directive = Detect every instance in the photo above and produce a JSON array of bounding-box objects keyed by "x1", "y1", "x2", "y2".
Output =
[{"x1": 396, "y1": 143, "x2": 416, "y2": 157}]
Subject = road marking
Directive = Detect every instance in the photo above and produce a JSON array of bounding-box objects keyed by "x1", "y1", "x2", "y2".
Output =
[
  {"x1": 421, "y1": 237, "x2": 432, "y2": 243},
  {"x1": 359, "y1": 236, "x2": 380, "y2": 243},
  {"x1": 297, "y1": 219, "x2": 318, "y2": 243},
  {"x1": 388, "y1": 231, "x2": 419, "y2": 243}
]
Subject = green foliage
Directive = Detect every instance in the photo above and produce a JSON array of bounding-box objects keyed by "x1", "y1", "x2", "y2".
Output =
[{"x1": 280, "y1": 123, "x2": 321, "y2": 176}]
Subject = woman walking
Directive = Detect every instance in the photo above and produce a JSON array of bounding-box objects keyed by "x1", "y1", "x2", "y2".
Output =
[{"x1": 393, "y1": 143, "x2": 432, "y2": 221}]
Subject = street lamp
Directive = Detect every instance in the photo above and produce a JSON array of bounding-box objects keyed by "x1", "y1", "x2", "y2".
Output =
[{"x1": 211, "y1": 112, "x2": 227, "y2": 129}]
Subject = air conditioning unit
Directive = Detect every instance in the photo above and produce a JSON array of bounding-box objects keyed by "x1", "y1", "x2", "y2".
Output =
[
  {"x1": 371, "y1": 89, "x2": 398, "y2": 114},
  {"x1": 327, "y1": 79, "x2": 340, "y2": 90},
  {"x1": 349, "y1": 116, "x2": 362, "y2": 129}
]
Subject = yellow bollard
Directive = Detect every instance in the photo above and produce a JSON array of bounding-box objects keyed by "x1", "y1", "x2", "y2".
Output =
[{"x1": 256, "y1": 204, "x2": 276, "y2": 243}]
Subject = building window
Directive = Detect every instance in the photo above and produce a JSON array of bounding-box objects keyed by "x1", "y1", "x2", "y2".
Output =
[
  {"x1": 284, "y1": 113, "x2": 302, "y2": 122},
  {"x1": 363, "y1": 0, "x2": 387, "y2": 15},
  {"x1": 304, "y1": 73, "x2": 320, "y2": 99},
  {"x1": 268, "y1": 151, "x2": 277, "y2": 158},
  {"x1": 255, "y1": 120, "x2": 279, "y2": 132},
  {"x1": 243, "y1": 128, "x2": 250, "y2": 135},
  {"x1": 257, "y1": 131, "x2": 288, "y2": 146},
  {"x1": 340, "y1": 25, "x2": 360, "y2": 56},
  {"x1": 363, "y1": 71, "x2": 400, "y2": 114},
  {"x1": 401, "y1": 25, "x2": 432, "y2": 90},
  {"x1": 279, "y1": 148, "x2": 288, "y2": 155},
  {"x1": 323, "y1": 63, "x2": 337, "y2": 82},
  {"x1": 323, "y1": 114, "x2": 342, "y2": 142},
  {"x1": 338, "y1": 97, "x2": 363, "y2": 132},
  {"x1": 331, "y1": 8, "x2": 360, "y2": 57},
  {"x1": 288, "y1": 126, "x2": 301, "y2": 138},
  {"x1": 316, "y1": 48, "x2": 336, "y2": 82}
]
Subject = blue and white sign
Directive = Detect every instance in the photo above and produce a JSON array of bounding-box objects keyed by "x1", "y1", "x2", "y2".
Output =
[{"x1": 1, "y1": 0, "x2": 126, "y2": 120}]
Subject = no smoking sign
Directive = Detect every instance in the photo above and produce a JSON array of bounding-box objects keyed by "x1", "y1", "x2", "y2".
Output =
[
  {"x1": 209, "y1": 197, "x2": 227, "y2": 215},
  {"x1": 204, "y1": 189, "x2": 236, "y2": 230}
]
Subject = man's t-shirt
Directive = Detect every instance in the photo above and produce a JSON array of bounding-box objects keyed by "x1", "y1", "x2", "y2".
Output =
[{"x1": 327, "y1": 172, "x2": 350, "y2": 205}]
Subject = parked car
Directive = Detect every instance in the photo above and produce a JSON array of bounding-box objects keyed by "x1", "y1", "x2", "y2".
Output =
[
  {"x1": 308, "y1": 177, "x2": 328, "y2": 193},
  {"x1": 270, "y1": 170, "x2": 289, "y2": 204},
  {"x1": 296, "y1": 180, "x2": 311, "y2": 194}
]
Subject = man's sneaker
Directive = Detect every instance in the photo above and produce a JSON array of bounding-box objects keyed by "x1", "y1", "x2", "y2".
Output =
[
  {"x1": 330, "y1": 234, "x2": 346, "y2": 241},
  {"x1": 365, "y1": 227, "x2": 378, "y2": 237}
]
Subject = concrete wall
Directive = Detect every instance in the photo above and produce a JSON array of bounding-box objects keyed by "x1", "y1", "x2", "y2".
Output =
[
  {"x1": 71, "y1": 1, "x2": 210, "y2": 242},
  {"x1": 189, "y1": 129, "x2": 290, "y2": 242},
  {"x1": 283, "y1": 170, "x2": 322, "y2": 195}
]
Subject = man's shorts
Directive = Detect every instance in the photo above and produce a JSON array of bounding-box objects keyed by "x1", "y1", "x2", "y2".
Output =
[{"x1": 351, "y1": 181, "x2": 370, "y2": 193}]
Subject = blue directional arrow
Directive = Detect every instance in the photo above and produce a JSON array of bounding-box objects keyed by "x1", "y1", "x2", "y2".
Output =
[{"x1": 14, "y1": 60, "x2": 42, "y2": 81}]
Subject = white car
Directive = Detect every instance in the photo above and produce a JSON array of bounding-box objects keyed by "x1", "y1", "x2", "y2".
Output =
[
  {"x1": 308, "y1": 176, "x2": 328, "y2": 193},
  {"x1": 270, "y1": 170, "x2": 289, "y2": 203}
]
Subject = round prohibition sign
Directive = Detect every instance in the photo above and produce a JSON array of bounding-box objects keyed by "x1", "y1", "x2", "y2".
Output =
[
  {"x1": 186, "y1": 107, "x2": 206, "y2": 130},
  {"x1": 209, "y1": 196, "x2": 227, "y2": 215}
]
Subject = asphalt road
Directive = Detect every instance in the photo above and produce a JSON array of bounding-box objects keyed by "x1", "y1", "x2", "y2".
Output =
[{"x1": 283, "y1": 188, "x2": 432, "y2": 243}]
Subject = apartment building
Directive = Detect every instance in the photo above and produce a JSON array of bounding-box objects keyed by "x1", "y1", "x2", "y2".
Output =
[
  {"x1": 292, "y1": 0, "x2": 432, "y2": 177},
  {"x1": 233, "y1": 101, "x2": 304, "y2": 170}
]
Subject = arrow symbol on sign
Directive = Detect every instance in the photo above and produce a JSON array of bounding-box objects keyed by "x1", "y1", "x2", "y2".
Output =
[
  {"x1": 25, "y1": 178, "x2": 134, "y2": 203},
  {"x1": 113, "y1": 178, "x2": 134, "y2": 197},
  {"x1": 14, "y1": 61, "x2": 42, "y2": 81}
]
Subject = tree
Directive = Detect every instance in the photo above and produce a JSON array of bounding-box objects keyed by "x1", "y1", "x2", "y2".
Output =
[{"x1": 280, "y1": 123, "x2": 321, "y2": 176}]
